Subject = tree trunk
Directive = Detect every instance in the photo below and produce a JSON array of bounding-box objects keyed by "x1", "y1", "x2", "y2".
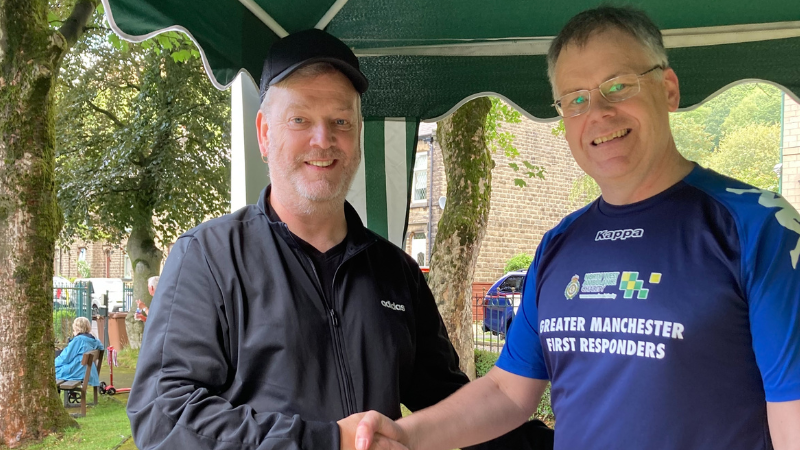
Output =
[
  {"x1": 0, "y1": 1, "x2": 88, "y2": 445},
  {"x1": 124, "y1": 224, "x2": 162, "y2": 349},
  {"x1": 429, "y1": 97, "x2": 494, "y2": 381}
]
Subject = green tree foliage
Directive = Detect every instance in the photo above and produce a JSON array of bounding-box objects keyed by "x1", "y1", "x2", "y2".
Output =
[
  {"x1": 55, "y1": 34, "x2": 231, "y2": 246},
  {"x1": 673, "y1": 83, "x2": 781, "y2": 162},
  {"x1": 504, "y1": 253, "x2": 533, "y2": 273},
  {"x1": 77, "y1": 259, "x2": 91, "y2": 278},
  {"x1": 487, "y1": 97, "x2": 546, "y2": 187},
  {"x1": 474, "y1": 349, "x2": 499, "y2": 377},
  {"x1": 53, "y1": 21, "x2": 230, "y2": 348},
  {"x1": 705, "y1": 124, "x2": 781, "y2": 192},
  {"x1": 670, "y1": 112, "x2": 714, "y2": 163}
]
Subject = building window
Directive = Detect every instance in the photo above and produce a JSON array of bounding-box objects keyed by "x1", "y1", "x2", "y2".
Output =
[
  {"x1": 123, "y1": 254, "x2": 132, "y2": 280},
  {"x1": 412, "y1": 153, "x2": 428, "y2": 202},
  {"x1": 411, "y1": 232, "x2": 426, "y2": 266},
  {"x1": 78, "y1": 247, "x2": 87, "y2": 262}
]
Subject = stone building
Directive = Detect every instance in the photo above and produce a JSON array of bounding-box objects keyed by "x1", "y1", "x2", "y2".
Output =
[
  {"x1": 404, "y1": 117, "x2": 585, "y2": 285},
  {"x1": 54, "y1": 240, "x2": 132, "y2": 280},
  {"x1": 54, "y1": 239, "x2": 173, "y2": 280}
]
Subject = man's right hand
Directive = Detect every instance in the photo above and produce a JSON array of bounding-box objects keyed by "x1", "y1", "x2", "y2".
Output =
[{"x1": 338, "y1": 411, "x2": 408, "y2": 450}]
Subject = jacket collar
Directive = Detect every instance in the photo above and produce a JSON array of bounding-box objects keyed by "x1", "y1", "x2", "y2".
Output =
[{"x1": 256, "y1": 185, "x2": 376, "y2": 253}]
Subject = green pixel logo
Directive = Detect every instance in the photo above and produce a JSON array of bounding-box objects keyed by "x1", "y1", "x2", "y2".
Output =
[{"x1": 618, "y1": 271, "x2": 661, "y2": 299}]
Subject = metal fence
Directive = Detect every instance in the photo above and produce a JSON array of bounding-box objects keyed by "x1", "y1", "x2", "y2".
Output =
[
  {"x1": 473, "y1": 290, "x2": 515, "y2": 353},
  {"x1": 123, "y1": 282, "x2": 133, "y2": 312},
  {"x1": 52, "y1": 283, "x2": 92, "y2": 346}
]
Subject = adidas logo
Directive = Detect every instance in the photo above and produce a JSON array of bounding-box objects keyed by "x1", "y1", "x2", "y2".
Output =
[{"x1": 381, "y1": 300, "x2": 406, "y2": 312}]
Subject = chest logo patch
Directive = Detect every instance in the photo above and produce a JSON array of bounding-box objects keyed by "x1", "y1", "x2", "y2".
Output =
[
  {"x1": 565, "y1": 271, "x2": 662, "y2": 300},
  {"x1": 619, "y1": 271, "x2": 662, "y2": 299},
  {"x1": 381, "y1": 300, "x2": 406, "y2": 312},
  {"x1": 564, "y1": 275, "x2": 581, "y2": 299},
  {"x1": 727, "y1": 188, "x2": 800, "y2": 269}
]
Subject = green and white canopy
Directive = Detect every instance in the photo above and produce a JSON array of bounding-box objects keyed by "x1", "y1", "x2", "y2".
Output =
[{"x1": 102, "y1": 0, "x2": 800, "y2": 244}]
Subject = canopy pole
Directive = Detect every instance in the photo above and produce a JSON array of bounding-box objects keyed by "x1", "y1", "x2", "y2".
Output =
[
  {"x1": 237, "y1": 0, "x2": 289, "y2": 37},
  {"x1": 231, "y1": 74, "x2": 270, "y2": 211},
  {"x1": 316, "y1": 0, "x2": 348, "y2": 30}
]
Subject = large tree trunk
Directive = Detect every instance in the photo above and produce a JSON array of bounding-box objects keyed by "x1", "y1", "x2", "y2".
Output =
[
  {"x1": 124, "y1": 224, "x2": 162, "y2": 349},
  {"x1": 429, "y1": 97, "x2": 493, "y2": 381},
  {"x1": 0, "y1": 0, "x2": 97, "y2": 445}
]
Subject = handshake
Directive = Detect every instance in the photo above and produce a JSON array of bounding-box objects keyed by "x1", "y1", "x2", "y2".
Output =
[
  {"x1": 335, "y1": 371, "x2": 553, "y2": 450},
  {"x1": 336, "y1": 403, "x2": 553, "y2": 450},
  {"x1": 338, "y1": 411, "x2": 411, "y2": 450}
]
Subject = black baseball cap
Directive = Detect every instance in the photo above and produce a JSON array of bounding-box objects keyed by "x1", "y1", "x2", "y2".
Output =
[{"x1": 259, "y1": 29, "x2": 368, "y2": 100}]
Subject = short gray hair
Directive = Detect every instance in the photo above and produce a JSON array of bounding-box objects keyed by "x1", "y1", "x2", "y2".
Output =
[
  {"x1": 73, "y1": 316, "x2": 91, "y2": 335},
  {"x1": 259, "y1": 62, "x2": 362, "y2": 121},
  {"x1": 547, "y1": 6, "x2": 669, "y2": 96},
  {"x1": 148, "y1": 276, "x2": 159, "y2": 291}
]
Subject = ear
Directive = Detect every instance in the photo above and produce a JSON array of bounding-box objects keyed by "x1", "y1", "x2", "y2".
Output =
[
  {"x1": 662, "y1": 68, "x2": 681, "y2": 112},
  {"x1": 256, "y1": 110, "x2": 269, "y2": 160}
]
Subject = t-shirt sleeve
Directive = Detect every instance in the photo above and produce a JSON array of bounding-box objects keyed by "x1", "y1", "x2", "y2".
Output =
[
  {"x1": 740, "y1": 194, "x2": 800, "y2": 402},
  {"x1": 496, "y1": 242, "x2": 549, "y2": 380}
]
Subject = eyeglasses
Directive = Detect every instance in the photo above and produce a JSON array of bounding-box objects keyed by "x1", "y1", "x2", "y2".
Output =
[{"x1": 552, "y1": 65, "x2": 666, "y2": 118}]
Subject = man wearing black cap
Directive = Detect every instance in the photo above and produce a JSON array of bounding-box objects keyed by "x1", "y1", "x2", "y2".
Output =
[{"x1": 127, "y1": 29, "x2": 552, "y2": 450}]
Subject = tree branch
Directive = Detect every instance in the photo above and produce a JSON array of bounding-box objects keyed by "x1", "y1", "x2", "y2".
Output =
[
  {"x1": 83, "y1": 25, "x2": 111, "y2": 32},
  {"x1": 58, "y1": 0, "x2": 99, "y2": 48},
  {"x1": 175, "y1": 99, "x2": 229, "y2": 119},
  {"x1": 86, "y1": 101, "x2": 127, "y2": 128}
]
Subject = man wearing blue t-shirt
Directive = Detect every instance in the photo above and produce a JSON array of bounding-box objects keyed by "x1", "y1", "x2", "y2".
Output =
[{"x1": 354, "y1": 6, "x2": 800, "y2": 450}]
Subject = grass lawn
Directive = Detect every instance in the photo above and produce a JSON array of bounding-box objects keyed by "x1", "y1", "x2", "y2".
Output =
[
  {"x1": 19, "y1": 396, "x2": 131, "y2": 450},
  {"x1": 17, "y1": 361, "x2": 139, "y2": 450}
]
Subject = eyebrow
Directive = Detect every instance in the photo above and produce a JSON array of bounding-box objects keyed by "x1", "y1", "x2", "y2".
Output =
[
  {"x1": 285, "y1": 102, "x2": 311, "y2": 111},
  {"x1": 285, "y1": 102, "x2": 355, "y2": 113},
  {"x1": 560, "y1": 70, "x2": 631, "y2": 95}
]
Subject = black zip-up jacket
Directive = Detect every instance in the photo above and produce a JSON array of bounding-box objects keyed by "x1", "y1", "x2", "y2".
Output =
[{"x1": 127, "y1": 186, "x2": 473, "y2": 450}]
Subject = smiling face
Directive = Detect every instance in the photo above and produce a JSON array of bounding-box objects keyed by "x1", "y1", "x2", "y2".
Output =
[
  {"x1": 554, "y1": 28, "x2": 681, "y2": 196},
  {"x1": 256, "y1": 70, "x2": 361, "y2": 210}
]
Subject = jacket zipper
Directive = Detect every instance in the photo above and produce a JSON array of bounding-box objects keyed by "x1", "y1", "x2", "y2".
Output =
[
  {"x1": 331, "y1": 261, "x2": 359, "y2": 414},
  {"x1": 298, "y1": 240, "x2": 362, "y2": 416},
  {"x1": 283, "y1": 223, "x2": 371, "y2": 417}
]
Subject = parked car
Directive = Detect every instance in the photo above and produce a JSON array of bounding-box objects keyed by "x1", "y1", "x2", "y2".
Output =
[
  {"x1": 73, "y1": 278, "x2": 125, "y2": 315},
  {"x1": 482, "y1": 270, "x2": 526, "y2": 337},
  {"x1": 53, "y1": 276, "x2": 72, "y2": 306}
]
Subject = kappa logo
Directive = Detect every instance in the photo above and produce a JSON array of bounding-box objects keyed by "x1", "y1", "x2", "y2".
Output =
[
  {"x1": 727, "y1": 188, "x2": 800, "y2": 269},
  {"x1": 595, "y1": 228, "x2": 644, "y2": 241},
  {"x1": 381, "y1": 300, "x2": 406, "y2": 312}
]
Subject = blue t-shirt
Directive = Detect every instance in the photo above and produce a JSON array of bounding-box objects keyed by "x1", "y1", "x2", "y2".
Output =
[{"x1": 496, "y1": 166, "x2": 800, "y2": 450}]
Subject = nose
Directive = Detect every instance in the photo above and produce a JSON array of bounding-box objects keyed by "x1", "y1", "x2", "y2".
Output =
[
  {"x1": 309, "y1": 122, "x2": 334, "y2": 149},
  {"x1": 586, "y1": 91, "x2": 617, "y2": 119}
]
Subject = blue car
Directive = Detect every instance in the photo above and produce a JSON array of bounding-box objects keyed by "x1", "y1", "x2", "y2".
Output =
[{"x1": 482, "y1": 270, "x2": 526, "y2": 337}]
